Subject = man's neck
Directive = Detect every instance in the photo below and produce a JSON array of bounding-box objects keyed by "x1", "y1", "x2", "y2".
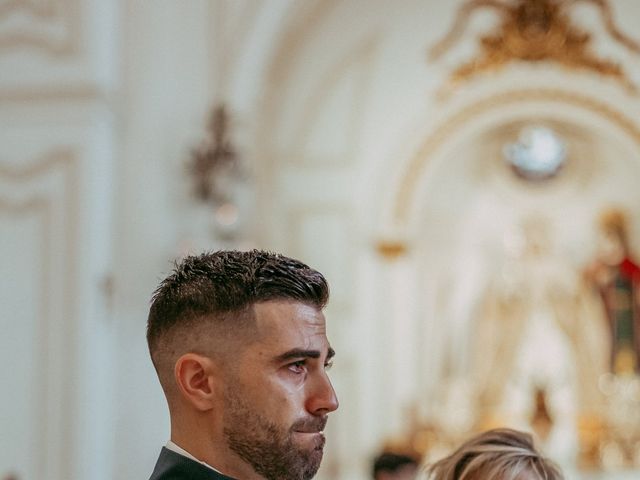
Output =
[{"x1": 170, "y1": 431, "x2": 265, "y2": 480}]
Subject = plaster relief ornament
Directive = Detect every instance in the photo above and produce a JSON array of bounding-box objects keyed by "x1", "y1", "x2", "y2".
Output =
[{"x1": 429, "y1": 0, "x2": 640, "y2": 92}]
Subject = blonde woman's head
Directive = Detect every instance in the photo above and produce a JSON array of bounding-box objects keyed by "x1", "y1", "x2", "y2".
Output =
[{"x1": 425, "y1": 429, "x2": 563, "y2": 480}]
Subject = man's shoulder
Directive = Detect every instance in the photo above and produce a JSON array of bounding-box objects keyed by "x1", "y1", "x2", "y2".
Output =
[{"x1": 149, "y1": 447, "x2": 236, "y2": 480}]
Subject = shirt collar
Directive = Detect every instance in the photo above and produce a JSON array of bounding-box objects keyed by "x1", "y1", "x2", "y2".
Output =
[{"x1": 165, "y1": 440, "x2": 224, "y2": 475}]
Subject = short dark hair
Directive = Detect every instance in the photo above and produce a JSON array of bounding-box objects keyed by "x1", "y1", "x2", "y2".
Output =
[
  {"x1": 372, "y1": 452, "x2": 419, "y2": 478},
  {"x1": 147, "y1": 249, "x2": 329, "y2": 359}
]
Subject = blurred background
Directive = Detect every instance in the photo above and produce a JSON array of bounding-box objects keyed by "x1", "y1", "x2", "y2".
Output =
[{"x1": 3, "y1": 0, "x2": 640, "y2": 479}]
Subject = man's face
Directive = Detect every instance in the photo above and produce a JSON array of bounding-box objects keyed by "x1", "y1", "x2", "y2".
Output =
[{"x1": 222, "y1": 301, "x2": 339, "y2": 480}]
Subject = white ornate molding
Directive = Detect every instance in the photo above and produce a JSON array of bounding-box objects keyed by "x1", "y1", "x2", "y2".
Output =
[
  {"x1": 0, "y1": 148, "x2": 79, "y2": 480},
  {"x1": 0, "y1": 0, "x2": 79, "y2": 55}
]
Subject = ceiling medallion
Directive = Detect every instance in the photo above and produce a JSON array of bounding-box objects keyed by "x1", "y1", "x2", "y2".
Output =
[{"x1": 429, "y1": 0, "x2": 640, "y2": 91}]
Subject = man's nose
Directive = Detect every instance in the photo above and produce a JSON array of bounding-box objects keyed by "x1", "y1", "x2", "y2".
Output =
[{"x1": 306, "y1": 371, "x2": 339, "y2": 415}]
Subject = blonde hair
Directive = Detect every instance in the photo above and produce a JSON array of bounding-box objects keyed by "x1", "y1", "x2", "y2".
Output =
[{"x1": 425, "y1": 429, "x2": 563, "y2": 480}]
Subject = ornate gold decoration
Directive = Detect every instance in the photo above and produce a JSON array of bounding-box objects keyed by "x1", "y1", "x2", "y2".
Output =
[
  {"x1": 375, "y1": 240, "x2": 409, "y2": 259},
  {"x1": 0, "y1": 0, "x2": 79, "y2": 55},
  {"x1": 430, "y1": 0, "x2": 640, "y2": 91},
  {"x1": 599, "y1": 207, "x2": 628, "y2": 238}
]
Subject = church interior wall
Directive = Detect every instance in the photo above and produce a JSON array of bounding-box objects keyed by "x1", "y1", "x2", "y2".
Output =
[{"x1": 4, "y1": 1, "x2": 640, "y2": 479}]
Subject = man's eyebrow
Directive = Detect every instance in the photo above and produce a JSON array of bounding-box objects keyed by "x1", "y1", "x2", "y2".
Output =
[{"x1": 276, "y1": 347, "x2": 336, "y2": 362}]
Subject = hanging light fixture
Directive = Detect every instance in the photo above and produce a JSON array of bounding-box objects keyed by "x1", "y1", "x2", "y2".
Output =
[
  {"x1": 187, "y1": 103, "x2": 248, "y2": 240},
  {"x1": 184, "y1": 3, "x2": 254, "y2": 245},
  {"x1": 503, "y1": 125, "x2": 566, "y2": 181}
]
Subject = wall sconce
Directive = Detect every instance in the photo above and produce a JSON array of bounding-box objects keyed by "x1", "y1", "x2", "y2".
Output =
[{"x1": 187, "y1": 104, "x2": 248, "y2": 241}]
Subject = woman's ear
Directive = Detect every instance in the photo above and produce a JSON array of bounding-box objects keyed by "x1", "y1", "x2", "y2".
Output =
[{"x1": 174, "y1": 353, "x2": 219, "y2": 411}]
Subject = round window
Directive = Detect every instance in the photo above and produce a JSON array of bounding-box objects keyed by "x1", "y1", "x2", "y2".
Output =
[{"x1": 503, "y1": 126, "x2": 566, "y2": 181}]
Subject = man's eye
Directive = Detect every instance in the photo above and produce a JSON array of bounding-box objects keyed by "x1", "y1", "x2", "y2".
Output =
[
  {"x1": 324, "y1": 360, "x2": 334, "y2": 371},
  {"x1": 288, "y1": 360, "x2": 306, "y2": 373}
]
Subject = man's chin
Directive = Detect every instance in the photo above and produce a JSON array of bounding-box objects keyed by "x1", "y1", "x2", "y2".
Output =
[
  {"x1": 302, "y1": 447, "x2": 324, "y2": 480},
  {"x1": 291, "y1": 434, "x2": 325, "y2": 468},
  {"x1": 293, "y1": 431, "x2": 326, "y2": 454}
]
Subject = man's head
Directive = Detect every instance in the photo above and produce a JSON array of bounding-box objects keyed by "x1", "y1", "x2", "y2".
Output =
[
  {"x1": 372, "y1": 452, "x2": 419, "y2": 480},
  {"x1": 147, "y1": 250, "x2": 339, "y2": 480}
]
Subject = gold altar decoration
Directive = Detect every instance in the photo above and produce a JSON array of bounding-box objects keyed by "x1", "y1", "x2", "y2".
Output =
[
  {"x1": 390, "y1": 388, "x2": 640, "y2": 470},
  {"x1": 429, "y1": 0, "x2": 640, "y2": 91},
  {"x1": 375, "y1": 239, "x2": 409, "y2": 260},
  {"x1": 599, "y1": 208, "x2": 629, "y2": 252}
]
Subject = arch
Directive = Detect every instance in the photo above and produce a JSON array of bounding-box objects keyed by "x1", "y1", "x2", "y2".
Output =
[{"x1": 384, "y1": 88, "x2": 640, "y2": 240}]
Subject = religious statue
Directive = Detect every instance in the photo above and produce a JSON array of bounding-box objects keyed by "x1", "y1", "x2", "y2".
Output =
[
  {"x1": 584, "y1": 209, "x2": 640, "y2": 375},
  {"x1": 470, "y1": 215, "x2": 609, "y2": 465}
]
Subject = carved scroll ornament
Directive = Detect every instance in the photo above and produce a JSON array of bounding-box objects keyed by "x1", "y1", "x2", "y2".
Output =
[{"x1": 430, "y1": 0, "x2": 640, "y2": 91}]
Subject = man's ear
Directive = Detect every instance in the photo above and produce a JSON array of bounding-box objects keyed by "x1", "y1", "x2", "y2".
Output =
[{"x1": 174, "y1": 353, "x2": 219, "y2": 411}]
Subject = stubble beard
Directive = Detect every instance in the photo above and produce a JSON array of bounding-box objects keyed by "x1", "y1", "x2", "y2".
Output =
[{"x1": 222, "y1": 387, "x2": 326, "y2": 480}]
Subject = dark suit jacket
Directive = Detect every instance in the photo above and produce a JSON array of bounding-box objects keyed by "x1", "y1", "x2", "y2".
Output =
[{"x1": 149, "y1": 447, "x2": 237, "y2": 480}]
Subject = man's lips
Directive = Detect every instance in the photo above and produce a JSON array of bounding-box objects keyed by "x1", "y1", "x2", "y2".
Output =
[
  {"x1": 293, "y1": 429, "x2": 327, "y2": 450},
  {"x1": 292, "y1": 417, "x2": 327, "y2": 434}
]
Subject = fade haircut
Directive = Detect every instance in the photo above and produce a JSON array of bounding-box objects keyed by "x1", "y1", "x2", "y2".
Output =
[
  {"x1": 147, "y1": 250, "x2": 329, "y2": 386},
  {"x1": 425, "y1": 429, "x2": 563, "y2": 480}
]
